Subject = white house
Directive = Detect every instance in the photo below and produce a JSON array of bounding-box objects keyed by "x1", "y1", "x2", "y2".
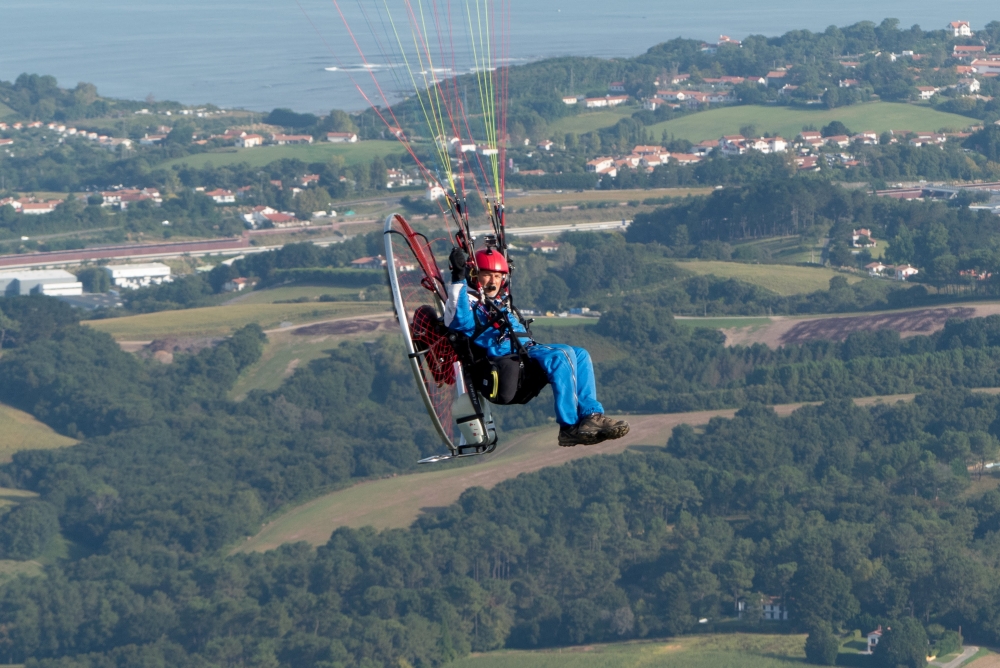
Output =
[
  {"x1": 530, "y1": 241, "x2": 561, "y2": 253},
  {"x1": 585, "y1": 157, "x2": 615, "y2": 173},
  {"x1": 851, "y1": 228, "x2": 877, "y2": 248},
  {"x1": 204, "y1": 188, "x2": 235, "y2": 204},
  {"x1": 20, "y1": 201, "x2": 60, "y2": 215},
  {"x1": 949, "y1": 21, "x2": 973, "y2": 37},
  {"x1": 237, "y1": 134, "x2": 263, "y2": 148},
  {"x1": 223, "y1": 277, "x2": 249, "y2": 292},
  {"x1": 537, "y1": 140, "x2": 554, "y2": 151},
  {"x1": 426, "y1": 184, "x2": 446, "y2": 201},
  {"x1": 736, "y1": 597, "x2": 788, "y2": 621},
  {"x1": 719, "y1": 135, "x2": 747, "y2": 155},
  {"x1": 102, "y1": 263, "x2": 173, "y2": 290},
  {"x1": 584, "y1": 95, "x2": 628, "y2": 108},
  {"x1": 351, "y1": 256, "x2": 384, "y2": 270},
  {"x1": 917, "y1": 86, "x2": 940, "y2": 100},
  {"x1": 971, "y1": 59, "x2": 1000, "y2": 75},
  {"x1": 271, "y1": 134, "x2": 314, "y2": 145},
  {"x1": 866, "y1": 261, "x2": 887, "y2": 276},
  {"x1": 867, "y1": 626, "x2": 883, "y2": 653},
  {"x1": 326, "y1": 131, "x2": 358, "y2": 143},
  {"x1": 386, "y1": 169, "x2": 413, "y2": 188},
  {"x1": 561, "y1": 96, "x2": 579, "y2": 105},
  {"x1": 954, "y1": 45, "x2": 986, "y2": 60},
  {"x1": 958, "y1": 78, "x2": 981, "y2": 93},
  {"x1": 894, "y1": 264, "x2": 919, "y2": 281}
]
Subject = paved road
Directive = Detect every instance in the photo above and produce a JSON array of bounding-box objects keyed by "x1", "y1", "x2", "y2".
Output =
[
  {"x1": 470, "y1": 219, "x2": 631, "y2": 237},
  {"x1": 931, "y1": 646, "x2": 979, "y2": 668}
]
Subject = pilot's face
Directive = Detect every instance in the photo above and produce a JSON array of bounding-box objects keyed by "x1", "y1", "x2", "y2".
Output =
[{"x1": 479, "y1": 269, "x2": 504, "y2": 298}]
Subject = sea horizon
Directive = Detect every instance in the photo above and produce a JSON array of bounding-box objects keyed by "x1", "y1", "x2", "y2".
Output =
[{"x1": 1, "y1": 0, "x2": 998, "y2": 114}]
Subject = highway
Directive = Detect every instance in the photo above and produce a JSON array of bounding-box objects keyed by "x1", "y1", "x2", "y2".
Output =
[
  {"x1": 0, "y1": 218, "x2": 629, "y2": 270},
  {"x1": 472, "y1": 219, "x2": 631, "y2": 237}
]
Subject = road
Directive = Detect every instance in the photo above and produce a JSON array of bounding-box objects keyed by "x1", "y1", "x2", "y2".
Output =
[
  {"x1": 471, "y1": 219, "x2": 631, "y2": 237},
  {"x1": 931, "y1": 646, "x2": 979, "y2": 668}
]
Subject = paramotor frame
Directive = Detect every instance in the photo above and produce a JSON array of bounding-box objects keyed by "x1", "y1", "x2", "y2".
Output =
[{"x1": 383, "y1": 213, "x2": 498, "y2": 463}]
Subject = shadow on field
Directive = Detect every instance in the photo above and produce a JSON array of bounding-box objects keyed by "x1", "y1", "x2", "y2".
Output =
[{"x1": 780, "y1": 307, "x2": 976, "y2": 345}]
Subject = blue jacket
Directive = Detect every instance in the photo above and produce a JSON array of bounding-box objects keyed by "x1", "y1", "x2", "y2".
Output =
[{"x1": 447, "y1": 280, "x2": 532, "y2": 357}]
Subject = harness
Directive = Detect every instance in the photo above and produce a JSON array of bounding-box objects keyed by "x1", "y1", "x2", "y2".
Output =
[{"x1": 444, "y1": 291, "x2": 546, "y2": 405}]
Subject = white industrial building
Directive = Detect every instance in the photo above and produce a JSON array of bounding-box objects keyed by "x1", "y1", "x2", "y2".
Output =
[
  {"x1": 102, "y1": 263, "x2": 172, "y2": 289},
  {"x1": 0, "y1": 269, "x2": 83, "y2": 296}
]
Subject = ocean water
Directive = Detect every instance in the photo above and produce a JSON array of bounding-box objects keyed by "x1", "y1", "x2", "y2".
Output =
[{"x1": 0, "y1": 0, "x2": 997, "y2": 113}]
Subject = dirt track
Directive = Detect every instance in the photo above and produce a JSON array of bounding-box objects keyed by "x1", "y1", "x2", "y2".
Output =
[{"x1": 724, "y1": 304, "x2": 1000, "y2": 348}]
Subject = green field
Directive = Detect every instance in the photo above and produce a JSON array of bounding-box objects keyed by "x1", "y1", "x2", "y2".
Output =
[
  {"x1": 0, "y1": 102, "x2": 17, "y2": 120},
  {"x1": 86, "y1": 301, "x2": 389, "y2": 340},
  {"x1": 228, "y1": 317, "x2": 393, "y2": 399},
  {"x1": 157, "y1": 140, "x2": 406, "y2": 170},
  {"x1": 676, "y1": 260, "x2": 865, "y2": 295},
  {"x1": 226, "y1": 285, "x2": 363, "y2": 305},
  {"x1": 0, "y1": 404, "x2": 77, "y2": 463},
  {"x1": 548, "y1": 108, "x2": 636, "y2": 136},
  {"x1": 448, "y1": 633, "x2": 811, "y2": 668},
  {"x1": 648, "y1": 102, "x2": 978, "y2": 143}
]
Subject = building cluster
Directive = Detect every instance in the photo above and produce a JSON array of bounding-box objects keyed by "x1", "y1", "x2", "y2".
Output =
[
  {"x1": 349, "y1": 255, "x2": 416, "y2": 272},
  {"x1": 216, "y1": 129, "x2": 316, "y2": 148},
  {"x1": 242, "y1": 206, "x2": 307, "y2": 229},
  {"x1": 0, "y1": 262, "x2": 172, "y2": 298},
  {"x1": 561, "y1": 94, "x2": 630, "y2": 109},
  {"x1": 101, "y1": 263, "x2": 172, "y2": 289},
  {"x1": 585, "y1": 144, "x2": 703, "y2": 178},
  {"x1": 98, "y1": 187, "x2": 163, "y2": 209},
  {"x1": 864, "y1": 261, "x2": 919, "y2": 280},
  {"x1": 0, "y1": 121, "x2": 139, "y2": 151},
  {"x1": 0, "y1": 196, "x2": 66, "y2": 215}
]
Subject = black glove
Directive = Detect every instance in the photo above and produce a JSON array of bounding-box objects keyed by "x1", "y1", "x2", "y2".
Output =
[{"x1": 449, "y1": 247, "x2": 467, "y2": 282}]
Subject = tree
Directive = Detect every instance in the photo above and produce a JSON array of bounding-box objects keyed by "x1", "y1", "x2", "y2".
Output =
[
  {"x1": 822, "y1": 121, "x2": 851, "y2": 137},
  {"x1": 325, "y1": 109, "x2": 358, "y2": 133},
  {"x1": 0, "y1": 306, "x2": 17, "y2": 349},
  {"x1": 0, "y1": 501, "x2": 59, "y2": 559},
  {"x1": 969, "y1": 431, "x2": 1000, "y2": 479},
  {"x1": 873, "y1": 618, "x2": 928, "y2": 668},
  {"x1": 805, "y1": 623, "x2": 840, "y2": 665},
  {"x1": 791, "y1": 563, "x2": 859, "y2": 630},
  {"x1": 76, "y1": 267, "x2": 111, "y2": 293}
]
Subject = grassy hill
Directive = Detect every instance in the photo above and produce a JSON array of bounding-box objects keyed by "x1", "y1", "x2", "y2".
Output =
[
  {"x1": 233, "y1": 414, "x2": 708, "y2": 552},
  {"x1": 0, "y1": 407, "x2": 78, "y2": 587},
  {"x1": 86, "y1": 301, "x2": 389, "y2": 340},
  {"x1": 676, "y1": 260, "x2": 866, "y2": 296},
  {"x1": 0, "y1": 403, "x2": 77, "y2": 463},
  {"x1": 447, "y1": 634, "x2": 811, "y2": 668},
  {"x1": 647, "y1": 102, "x2": 977, "y2": 143},
  {"x1": 548, "y1": 108, "x2": 636, "y2": 137},
  {"x1": 157, "y1": 140, "x2": 405, "y2": 170}
]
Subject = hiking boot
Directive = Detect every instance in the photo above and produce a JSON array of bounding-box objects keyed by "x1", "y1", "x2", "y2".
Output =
[
  {"x1": 579, "y1": 413, "x2": 630, "y2": 441},
  {"x1": 558, "y1": 422, "x2": 599, "y2": 447},
  {"x1": 558, "y1": 414, "x2": 630, "y2": 447}
]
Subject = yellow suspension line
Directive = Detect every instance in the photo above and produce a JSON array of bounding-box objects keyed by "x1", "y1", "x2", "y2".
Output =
[{"x1": 383, "y1": 0, "x2": 455, "y2": 192}]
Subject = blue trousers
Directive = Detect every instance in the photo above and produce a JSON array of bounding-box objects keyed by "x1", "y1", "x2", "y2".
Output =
[{"x1": 526, "y1": 344, "x2": 604, "y2": 426}]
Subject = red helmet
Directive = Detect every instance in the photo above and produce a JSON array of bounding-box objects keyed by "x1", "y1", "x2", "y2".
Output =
[{"x1": 474, "y1": 248, "x2": 509, "y2": 274}]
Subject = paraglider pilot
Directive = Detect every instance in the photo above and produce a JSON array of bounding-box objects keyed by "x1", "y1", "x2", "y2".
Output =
[{"x1": 444, "y1": 246, "x2": 630, "y2": 447}]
